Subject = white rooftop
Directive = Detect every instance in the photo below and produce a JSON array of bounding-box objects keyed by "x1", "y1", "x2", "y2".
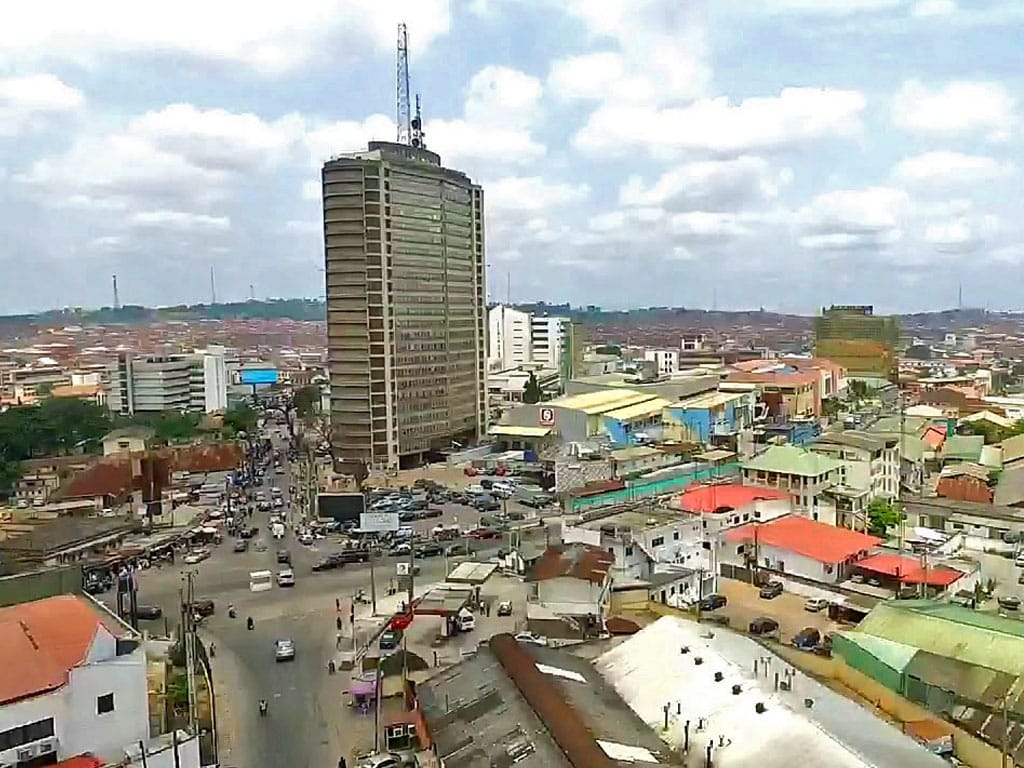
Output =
[{"x1": 595, "y1": 616, "x2": 949, "y2": 768}]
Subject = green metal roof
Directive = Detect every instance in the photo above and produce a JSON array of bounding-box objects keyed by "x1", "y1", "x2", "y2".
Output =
[
  {"x1": 941, "y1": 434, "x2": 985, "y2": 463},
  {"x1": 904, "y1": 650, "x2": 1007, "y2": 705},
  {"x1": 741, "y1": 444, "x2": 844, "y2": 477},
  {"x1": 855, "y1": 600, "x2": 1024, "y2": 675},
  {"x1": 867, "y1": 415, "x2": 930, "y2": 436},
  {"x1": 833, "y1": 630, "x2": 918, "y2": 672}
]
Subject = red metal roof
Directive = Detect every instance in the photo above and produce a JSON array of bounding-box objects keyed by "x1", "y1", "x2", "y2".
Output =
[
  {"x1": 0, "y1": 596, "x2": 107, "y2": 704},
  {"x1": 528, "y1": 544, "x2": 614, "y2": 583},
  {"x1": 725, "y1": 516, "x2": 881, "y2": 564},
  {"x1": 679, "y1": 483, "x2": 790, "y2": 514},
  {"x1": 855, "y1": 553, "x2": 963, "y2": 587},
  {"x1": 55, "y1": 755, "x2": 104, "y2": 768}
]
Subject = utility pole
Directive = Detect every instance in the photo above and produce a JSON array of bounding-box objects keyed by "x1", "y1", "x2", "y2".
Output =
[{"x1": 180, "y1": 570, "x2": 198, "y2": 730}]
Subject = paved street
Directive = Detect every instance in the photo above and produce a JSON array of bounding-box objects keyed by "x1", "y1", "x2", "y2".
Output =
[{"x1": 121, "y1": 448, "x2": 527, "y2": 768}]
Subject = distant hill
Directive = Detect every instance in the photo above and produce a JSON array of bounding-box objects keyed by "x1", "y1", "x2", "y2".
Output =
[{"x1": 0, "y1": 299, "x2": 327, "y2": 327}]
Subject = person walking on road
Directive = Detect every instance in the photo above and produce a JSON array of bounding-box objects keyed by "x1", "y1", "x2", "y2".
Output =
[
  {"x1": 335, "y1": 597, "x2": 340, "y2": 612},
  {"x1": 336, "y1": 615, "x2": 343, "y2": 631},
  {"x1": 336, "y1": 632, "x2": 343, "y2": 649}
]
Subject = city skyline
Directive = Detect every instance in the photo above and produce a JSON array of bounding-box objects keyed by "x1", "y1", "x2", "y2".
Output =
[{"x1": 0, "y1": 1, "x2": 1021, "y2": 314}]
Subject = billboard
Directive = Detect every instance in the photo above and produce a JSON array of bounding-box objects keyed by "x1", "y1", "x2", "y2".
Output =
[
  {"x1": 240, "y1": 368, "x2": 279, "y2": 385},
  {"x1": 361, "y1": 512, "x2": 400, "y2": 532},
  {"x1": 317, "y1": 492, "x2": 365, "y2": 522}
]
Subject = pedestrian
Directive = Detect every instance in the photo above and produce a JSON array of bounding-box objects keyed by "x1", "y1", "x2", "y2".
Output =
[
  {"x1": 336, "y1": 632, "x2": 343, "y2": 649},
  {"x1": 328, "y1": 659, "x2": 336, "y2": 675},
  {"x1": 335, "y1": 597, "x2": 340, "y2": 612},
  {"x1": 336, "y1": 615, "x2": 342, "y2": 631},
  {"x1": 338, "y1": 757, "x2": 347, "y2": 768}
]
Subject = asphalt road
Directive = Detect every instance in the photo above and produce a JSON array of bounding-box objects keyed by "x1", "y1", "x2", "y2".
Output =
[{"x1": 127, "y1": 448, "x2": 518, "y2": 768}]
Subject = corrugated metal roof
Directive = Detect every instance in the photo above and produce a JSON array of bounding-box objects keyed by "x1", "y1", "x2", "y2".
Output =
[
  {"x1": 1002, "y1": 434, "x2": 1024, "y2": 465},
  {"x1": 941, "y1": 434, "x2": 984, "y2": 462},
  {"x1": 672, "y1": 390, "x2": 748, "y2": 410},
  {"x1": 547, "y1": 389, "x2": 646, "y2": 414},
  {"x1": 488, "y1": 425, "x2": 553, "y2": 438},
  {"x1": 904, "y1": 650, "x2": 1007, "y2": 705},
  {"x1": 742, "y1": 444, "x2": 845, "y2": 477},
  {"x1": 603, "y1": 397, "x2": 672, "y2": 421},
  {"x1": 856, "y1": 600, "x2": 1024, "y2": 675},
  {"x1": 833, "y1": 630, "x2": 918, "y2": 672}
]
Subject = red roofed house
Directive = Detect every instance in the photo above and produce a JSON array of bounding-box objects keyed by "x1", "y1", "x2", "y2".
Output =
[
  {"x1": 723, "y1": 515, "x2": 881, "y2": 584},
  {"x1": 0, "y1": 595, "x2": 157, "y2": 766},
  {"x1": 527, "y1": 544, "x2": 615, "y2": 625},
  {"x1": 677, "y1": 483, "x2": 793, "y2": 537},
  {"x1": 853, "y1": 553, "x2": 967, "y2": 594}
]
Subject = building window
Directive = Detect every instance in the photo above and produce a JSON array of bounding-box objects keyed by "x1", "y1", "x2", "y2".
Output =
[
  {"x1": 625, "y1": 546, "x2": 634, "y2": 556},
  {"x1": 0, "y1": 718, "x2": 55, "y2": 750},
  {"x1": 651, "y1": 536, "x2": 665, "y2": 547},
  {"x1": 97, "y1": 693, "x2": 115, "y2": 715},
  {"x1": 673, "y1": 531, "x2": 680, "y2": 540}
]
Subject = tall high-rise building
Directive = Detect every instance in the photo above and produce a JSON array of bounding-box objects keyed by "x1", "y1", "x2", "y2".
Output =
[
  {"x1": 323, "y1": 141, "x2": 486, "y2": 469},
  {"x1": 105, "y1": 349, "x2": 229, "y2": 416},
  {"x1": 814, "y1": 305, "x2": 899, "y2": 379}
]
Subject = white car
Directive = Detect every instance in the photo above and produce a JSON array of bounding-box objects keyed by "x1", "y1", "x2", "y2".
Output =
[
  {"x1": 513, "y1": 631, "x2": 549, "y2": 647},
  {"x1": 274, "y1": 638, "x2": 296, "y2": 662},
  {"x1": 183, "y1": 549, "x2": 209, "y2": 565},
  {"x1": 804, "y1": 598, "x2": 830, "y2": 612},
  {"x1": 357, "y1": 754, "x2": 404, "y2": 768},
  {"x1": 277, "y1": 569, "x2": 295, "y2": 587}
]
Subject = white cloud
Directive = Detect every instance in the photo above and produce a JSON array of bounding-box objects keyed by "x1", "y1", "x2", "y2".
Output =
[
  {"x1": 0, "y1": 0, "x2": 452, "y2": 74},
  {"x1": 797, "y1": 187, "x2": 909, "y2": 250},
  {"x1": 911, "y1": 0, "x2": 956, "y2": 17},
  {"x1": 303, "y1": 114, "x2": 396, "y2": 166},
  {"x1": 719, "y1": 0, "x2": 907, "y2": 13},
  {"x1": 574, "y1": 87, "x2": 865, "y2": 157},
  {"x1": 485, "y1": 176, "x2": 590, "y2": 213},
  {"x1": 892, "y1": 79, "x2": 1017, "y2": 141},
  {"x1": 130, "y1": 210, "x2": 231, "y2": 232},
  {"x1": 893, "y1": 151, "x2": 1014, "y2": 186},
  {"x1": 922, "y1": 212, "x2": 1000, "y2": 250},
  {"x1": 465, "y1": 66, "x2": 543, "y2": 128},
  {"x1": 619, "y1": 156, "x2": 789, "y2": 211},
  {"x1": 0, "y1": 73, "x2": 84, "y2": 135}
]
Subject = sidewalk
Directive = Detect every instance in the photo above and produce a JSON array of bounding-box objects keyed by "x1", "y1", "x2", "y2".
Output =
[{"x1": 332, "y1": 582, "x2": 443, "y2": 669}]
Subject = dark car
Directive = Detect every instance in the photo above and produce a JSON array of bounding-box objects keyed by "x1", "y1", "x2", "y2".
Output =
[
  {"x1": 135, "y1": 605, "x2": 163, "y2": 621},
  {"x1": 416, "y1": 542, "x2": 444, "y2": 558},
  {"x1": 759, "y1": 581, "x2": 784, "y2": 600},
  {"x1": 312, "y1": 554, "x2": 345, "y2": 572},
  {"x1": 749, "y1": 617, "x2": 779, "y2": 635},
  {"x1": 277, "y1": 550, "x2": 291, "y2": 565},
  {"x1": 379, "y1": 628, "x2": 404, "y2": 651},
  {"x1": 189, "y1": 599, "x2": 216, "y2": 617},
  {"x1": 446, "y1": 542, "x2": 472, "y2": 556},
  {"x1": 420, "y1": 508, "x2": 442, "y2": 519},
  {"x1": 233, "y1": 539, "x2": 249, "y2": 553},
  {"x1": 239, "y1": 526, "x2": 258, "y2": 539},
  {"x1": 792, "y1": 627, "x2": 821, "y2": 649},
  {"x1": 473, "y1": 496, "x2": 501, "y2": 512},
  {"x1": 698, "y1": 594, "x2": 728, "y2": 611},
  {"x1": 398, "y1": 511, "x2": 417, "y2": 522},
  {"x1": 998, "y1": 595, "x2": 1021, "y2": 611}
]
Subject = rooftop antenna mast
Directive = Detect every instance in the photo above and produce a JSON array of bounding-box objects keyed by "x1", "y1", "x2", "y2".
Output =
[
  {"x1": 209, "y1": 266, "x2": 217, "y2": 305},
  {"x1": 396, "y1": 23, "x2": 412, "y2": 145},
  {"x1": 412, "y1": 93, "x2": 426, "y2": 148},
  {"x1": 112, "y1": 274, "x2": 120, "y2": 310}
]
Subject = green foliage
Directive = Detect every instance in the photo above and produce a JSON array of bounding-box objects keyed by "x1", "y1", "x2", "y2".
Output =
[
  {"x1": 291, "y1": 385, "x2": 320, "y2": 418},
  {"x1": 522, "y1": 372, "x2": 543, "y2": 405},
  {"x1": 867, "y1": 498, "x2": 902, "y2": 537},
  {"x1": 594, "y1": 345, "x2": 621, "y2": 356},
  {"x1": 961, "y1": 419, "x2": 1024, "y2": 445},
  {"x1": 126, "y1": 411, "x2": 200, "y2": 444},
  {"x1": 0, "y1": 398, "x2": 113, "y2": 461},
  {"x1": 0, "y1": 459, "x2": 23, "y2": 496},
  {"x1": 847, "y1": 380, "x2": 870, "y2": 401},
  {"x1": 222, "y1": 404, "x2": 259, "y2": 436}
]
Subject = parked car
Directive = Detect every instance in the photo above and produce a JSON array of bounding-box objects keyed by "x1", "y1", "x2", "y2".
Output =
[
  {"x1": 135, "y1": 605, "x2": 163, "y2": 621},
  {"x1": 189, "y1": 599, "x2": 216, "y2": 617},
  {"x1": 277, "y1": 569, "x2": 295, "y2": 587},
  {"x1": 804, "y1": 597, "x2": 830, "y2": 612},
  {"x1": 759, "y1": 581, "x2": 784, "y2": 600},
  {"x1": 497, "y1": 600, "x2": 513, "y2": 617},
  {"x1": 792, "y1": 627, "x2": 822, "y2": 649},
  {"x1": 276, "y1": 549, "x2": 292, "y2": 565},
  {"x1": 233, "y1": 539, "x2": 249, "y2": 553},
  {"x1": 748, "y1": 617, "x2": 780, "y2": 635},
  {"x1": 420, "y1": 508, "x2": 443, "y2": 519},
  {"x1": 513, "y1": 631, "x2": 549, "y2": 647},
  {"x1": 416, "y1": 542, "x2": 444, "y2": 559},
  {"x1": 356, "y1": 753, "x2": 406, "y2": 768},
  {"x1": 998, "y1": 595, "x2": 1021, "y2": 611},
  {"x1": 698, "y1": 594, "x2": 728, "y2": 611},
  {"x1": 379, "y1": 628, "x2": 404, "y2": 651}
]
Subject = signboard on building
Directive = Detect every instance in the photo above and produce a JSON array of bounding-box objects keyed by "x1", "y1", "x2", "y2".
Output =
[
  {"x1": 240, "y1": 368, "x2": 280, "y2": 385},
  {"x1": 539, "y1": 407, "x2": 555, "y2": 426},
  {"x1": 360, "y1": 512, "x2": 400, "y2": 533},
  {"x1": 317, "y1": 493, "x2": 365, "y2": 522},
  {"x1": 396, "y1": 562, "x2": 410, "y2": 576}
]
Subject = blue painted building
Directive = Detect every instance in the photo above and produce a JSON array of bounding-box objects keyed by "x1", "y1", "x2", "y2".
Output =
[{"x1": 663, "y1": 391, "x2": 755, "y2": 444}]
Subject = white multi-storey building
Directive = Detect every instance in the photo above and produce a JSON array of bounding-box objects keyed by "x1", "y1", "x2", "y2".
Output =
[
  {"x1": 488, "y1": 305, "x2": 533, "y2": 370},
  {"x1": 106, "y1": 349, "x2": 228, "y2": 416},
  {"x1": 643, "y1": 349, "x2": 679, "y2": 375},
  {"x1": 0, "y1": 595, "x2": 199, "y2": 768}
]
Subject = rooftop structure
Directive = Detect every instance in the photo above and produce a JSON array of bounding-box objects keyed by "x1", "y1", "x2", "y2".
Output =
[
  {"x1": 742, "y1": 444, "x2": 844, "y2": 478},
  {"x1": 814, "y1": 305, "x2": 899, "y2": 378},
  {"x1": 678, "y1": 483, "x2": 790, "y2": 513},
  {"x1": 528, "y1": 544, "x2": 615, "y2": 584},
  {"x1": 596, "y1": 615, "x2": 949, "y2": 768},
  {"x1": 725, "y1": 515, "x2": 880, "y2": 564}
]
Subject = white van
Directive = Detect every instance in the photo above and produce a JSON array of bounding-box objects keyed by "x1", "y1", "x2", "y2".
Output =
[{"x1": 456, "y1": 608, "x2": 475, "y2": 632}]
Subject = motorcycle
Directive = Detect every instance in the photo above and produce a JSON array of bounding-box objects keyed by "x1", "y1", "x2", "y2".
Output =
[
  {"x1": 259, "y1": 700, "x2": 268, "y2": 717},
  {"x1": 353, "y1": 590, "x2": 370, "y2": 606},
  {"x1": 247, "y1": 616, "x2": 254, "y2": 631}
]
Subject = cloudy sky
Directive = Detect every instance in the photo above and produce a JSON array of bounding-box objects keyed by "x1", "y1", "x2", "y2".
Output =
[{"x1": 0, "y1": 0, "x2": 1021, "y2": 315}]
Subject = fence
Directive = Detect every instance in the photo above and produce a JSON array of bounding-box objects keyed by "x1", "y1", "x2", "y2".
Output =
[{"x1": 569, "y1": 462, "x2": 740, "y2": 513}]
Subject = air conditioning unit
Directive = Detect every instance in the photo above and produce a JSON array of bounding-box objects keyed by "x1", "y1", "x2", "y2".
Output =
[
  {"x1": 37, "y1": 740, "x2": 56, "y2": 755},
  {"x1": 17, "y1": 746, "x2": 36, "y2": 761}
]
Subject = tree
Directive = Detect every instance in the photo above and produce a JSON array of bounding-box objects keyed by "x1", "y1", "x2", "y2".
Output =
[
  {"x1": 131, "y1": 411, "x2": 200, "y2": 444},
  {"x1": 866, "y1": 498, "x2": 902, "y2": 537},
  {"x1": 522, "y1": 372, "x2": 543, "y2": 404},
  {"x1": 0, "y1": 459, "x2": 22, "y2": 498},
  {"x1": 292, "y1": 385, "x2": 321, "y2": 419},
  {"x1": 222, "y1": 403, "x2": 259, "y2": 437},
  {"x1": 848, "y1": 380, "x2": 869, "y2": 401}
]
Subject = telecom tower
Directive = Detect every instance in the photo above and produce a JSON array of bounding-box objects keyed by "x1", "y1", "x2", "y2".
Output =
[
  {"x1": 396, "y1": 23, "x2": 427, "y2": 149},
  {"x1": 396, "y1": 23, "x2": 411, "y2": 145}
]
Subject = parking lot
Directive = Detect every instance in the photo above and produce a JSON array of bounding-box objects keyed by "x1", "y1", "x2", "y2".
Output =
[{"x1": 712, "y1": 579, "x2": 839, "y2": 641}]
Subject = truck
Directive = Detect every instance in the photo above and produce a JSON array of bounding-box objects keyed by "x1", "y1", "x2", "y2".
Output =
[{"x1": 272, "y1": 522, "x2": 285, "y2": 540}]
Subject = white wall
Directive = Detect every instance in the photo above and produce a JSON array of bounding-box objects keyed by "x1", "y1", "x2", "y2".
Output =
[
  {"x1": 488, "y1": 306, "x2": 532, "y2": 369},
  {"x1": 536, "y1": 575, "x2": 609, "y2": 616},
  {"x1": 0, "y1": 645, "x2": 149, "y2": 764},
  {"x1": 202, "y1": 351, "x2": 228, "y2": 413},
  {"x1": 643, "y1": 349, "x2": 679, "y2": 375}
]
